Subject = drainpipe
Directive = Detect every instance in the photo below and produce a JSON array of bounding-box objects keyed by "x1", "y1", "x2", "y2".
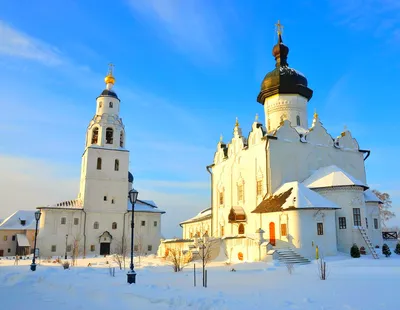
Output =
[
  {"x1": 122, "y1": 210, "x2": 129, "y2": 254},
  {"x1": 359, "y1": 149, "x2": 370, "y2": 161},
  {"x1": 82, "y1": 209, "x2": 87, "y2": 258},
  {"x1": 206, "y1": 164, "x2": 214, "y2": 236},
  {"x1": 265, "y1": 135, "x2": 277, "y2": 197}
]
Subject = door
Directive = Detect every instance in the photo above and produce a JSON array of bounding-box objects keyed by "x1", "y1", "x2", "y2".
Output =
[
  {"x1": 100, "y1": 243, "x2": 110, "y2": 255},
  {"x1": 0, "y1": 250, "x2": 3, "y2": 257},
  {"x1": 269, "y1": 222, "x2": 276, "y2": 246}
]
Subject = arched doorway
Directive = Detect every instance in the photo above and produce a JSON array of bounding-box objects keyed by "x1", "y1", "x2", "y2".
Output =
[
  {"x1": 269, "y1": 222, "x2": 276, "y2": 246},
  {"x1": 99, "y1": 231, "x2": 112, "y2": 255}
]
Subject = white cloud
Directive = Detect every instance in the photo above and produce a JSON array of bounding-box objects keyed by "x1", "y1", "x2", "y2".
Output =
[
  {"x1": 127, "y1": 0, "x2": 227, "y2": 61},
  {"x1": 0, "y1": 20, "x2": 64, "y2": 66}
]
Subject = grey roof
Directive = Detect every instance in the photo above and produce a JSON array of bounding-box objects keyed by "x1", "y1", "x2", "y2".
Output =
[
  {"x1": 0, "y1": 210, "x2": 38, "y2": 230},
  {"x1": 127, "y1": 199, "x2": 166, "y2": 214}
]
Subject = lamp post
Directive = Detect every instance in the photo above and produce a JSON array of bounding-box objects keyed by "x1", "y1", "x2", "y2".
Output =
[
  {"x1": 30, "y1": 210, "x2": 41, "y2": 271},
  {"x1": 65, "y1": 234, "x2": 68, "y2": 259},
  {"x1": 127, "y1": 188, "x2": 138, "y2": 284}
]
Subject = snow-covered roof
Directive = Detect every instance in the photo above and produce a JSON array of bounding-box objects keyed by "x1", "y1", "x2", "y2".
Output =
[
  {"x1": 39, "y1": 199, "x2": 83, "y2": 210},
  {"x1": 127, "y1": 199, "x2": 165, "y2": 214},
  {"x1": 364, "y1": 189, "x2": 382, "y2": 203},
  {"x1": 180, "y1": 208, "x2": 212, "y2": 226},
  {"x1": 0, "y1": 210, "x2": 38, "y2": 230},
  {"x1": 302, "y1": 165, "x2": 367, "y2": 189},
  {"x1": 252, "y1": 181, "x2": 339, "y2": 213}
]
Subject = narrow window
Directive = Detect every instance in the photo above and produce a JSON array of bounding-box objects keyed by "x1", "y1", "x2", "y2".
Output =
[
  {"x1": 109, "y1": 102, "x2": 113, "y2": 108},
  {"x1": 111, "y1": 198, "x2": 115, "y2": 204},
  {"x1": 97, "y1": 157, "x2": 102, "y2": 170},
  {"x1": 154, "y1": 221, "x2": 157, "y2": 227},
  {"x1": 256, "y1": 180, "x2": 262, "y2": 196},
  {"x1": 51, "y1": 245, "x2": 57, "y2": 252},
  {"x1": 112, "y1": 222, "x2": 117, "y2": 230},
  {"x1": 3, "y1": 236, "x2": 7, "y2": 241},
  {"x1": 105, "y1": 127, "x2": 113, "y2": 144},
  {"x1": 374, "y1": 218, "x2": 379, "y2": 229},
  {"x1": 365, "y1": 218, "x2": 368, "y2": 229},
  {"x1": 7, "y1": 248, "x2": 11, "y2": 253},
  {"x1": 114, "y1": 159, "x2": 119, "y2": 171},
  {"x1": 99, "y1": 101, "x2": 103, "y2": 108},
  {"x1": 93, "y1": 222, "x2": 99, "y2": 229},
  {"x1": 237, "y1": 184, "x2": 244, "y2": 202},
  {"x1": 219, "y1": 191, "x2": 224, "y2": 205},
  {"x1": 74, "y1": 218, "x2": 79, "y2": 225},
  {"x1": 66, "y1": 245, "x2": 72, "y2": 252},
  {"x1": 238, "y1": 224, "x2": 245, "y2": 234},
  {"x1": 90, "y1": 245, "x2": 95, "y2": 252},
  {"x1": 296, "y1": 115, "x2": 301, "y2": 126},
  {"x1": 190, "y1": 232, "x2": 193, "y2": 238},
  {"x1": 281, "y1": 223, "x2": 287, "y2": 236},
  {"x1": 91, "y1": 128, "x2": 99, "y2": 144},
  {"x1": 12, "y1": 235, "x2": 16, "y2": 241},
  {"x1": 339, "y1": 217, "x2": 346, "y2": 229},
  {"x1": 141, "y1": 220, "x2": 145, "y2": 226},
  {"x1": 317, "y1": 223, "x2": 324, "y2": 235},
  {"x1": 120, "y1": 131, "x2": 124, "y2": 147},
  {"x1": 134, "y1": 245, "x2": 138, "y2": 252},
  {"x1": 61, "y1": 217, "x2": 66, "y2": 225},
  {"x1": 353, "y1": 208, "x2": 361, "y2": 226},
  {"x1": 220, "y1": 225, "x2": 225, "y2": 237},
  {"x1": 103, "y1": 196, "x2": 107, "y2": 201},
  {"x1": 147, "y1": 245, "x2": 152, "y2": 251}
]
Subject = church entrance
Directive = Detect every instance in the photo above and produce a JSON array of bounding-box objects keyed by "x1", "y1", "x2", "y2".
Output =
[
  {"x1": 269, "y1": 222, "x2": 276, "y2": 246},
  {"x1": 100, "y1": 243, "x2": 110, "y2": 255}
]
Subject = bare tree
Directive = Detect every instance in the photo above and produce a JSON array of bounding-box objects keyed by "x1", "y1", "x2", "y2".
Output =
[
  {"x1": 317, "y1": 257, "x2": 328, "y2": 280},
  {"x1": 134, "y1": 230, "x2": 146, "y2": 266},
  {"x1": 198, "y1": 237, "x2": 220, "y2": 286},
  {"x1": 166, "y1": 244, "x2": 192, "y2": 272},
  {"x1": 372, "y1": 190, "x2": 395, "y2": 227},
  {"x1": 112, "y1": 237, "x2": 127, "y2": 270},
  {"x1": 71, "y1": 236, "x2": 82, "y2": 266}
]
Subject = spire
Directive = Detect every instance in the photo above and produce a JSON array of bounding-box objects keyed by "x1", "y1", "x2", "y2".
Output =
[
  {"x1": 104, "y1": 63, "x2": 115, "y2": 90},
  {"x1": 255, "y1": 113, "x2": 259, "y2": 123},
  {"x1": 220, "y1": 134, "x2": 223, "y2": 142},
  {"x1": 313, "y1": 108, "x2": 318, "y2": 120},
  {"x1": 235, "y1": 117, "x2": 239, "y2": 127},
  {"x1": 341, "y1": 125, "x2": 348, "y2": 137},
  {"x1": 234, "y1": 117, "x2": 242, "y2": 137},
  {"x1": 272, "y1": 20, "x2": 289, "y2": 67}
]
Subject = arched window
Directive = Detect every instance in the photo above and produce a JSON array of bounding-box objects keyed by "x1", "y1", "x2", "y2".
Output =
[
  {"x1": 238, "y1": 224, "x2": 245, "y2": 234},
  {"x1": 97, "y1": 157, "x2": 102, "y2": 170},
  {"x1": 99, "y1": 101, "x2": 103, "y2": 108},
  {"x1": 94, "y1": 222, "x2": 99, "y2": 229},
  {"x1": 112, "y1": 222, "x2": 117, "y2": 230},
  {"x1": 296, "y1": 115, "x2": 301, "y2": 126},
  {"x1": 109, "y1": 102, "x2": 113, "y2": 108},
  {"x1": 114, "y1": 159, "x2": 119, "y2": 171},
  {"x1": 91, "y1": 128, "x2": 99, "y2": 144},
  {"x1": 106, "y1": 127, "x2": 113, "y2": 144},
  {"x1": 120, "y1": 131, "x2": 124, "y2": 147}
]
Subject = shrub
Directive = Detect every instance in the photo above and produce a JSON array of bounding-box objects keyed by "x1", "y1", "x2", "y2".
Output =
[
  {"x1": 394, "y1": 243, "x2": 400, "y2": 255},
  {"x1": 62, "y1": 261, "x2": 70, "y2": 269},
  {"x1": 382, "y1": 244, "x2": 391, "y2": 257},
  {"x1": 350, "y1": 244, "x2": 360, "y2": 258}
]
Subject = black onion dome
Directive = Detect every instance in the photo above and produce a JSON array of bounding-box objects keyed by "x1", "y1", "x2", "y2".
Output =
[
  {"x1": 98, "y1": 89, "x2": 119, "y2": 100},
  {"x1": 128, "y1": 172, "x2": 134, "y2": 183},
  {"x1": 257, "y1": 34, "x2": 313, "y2": 104}
]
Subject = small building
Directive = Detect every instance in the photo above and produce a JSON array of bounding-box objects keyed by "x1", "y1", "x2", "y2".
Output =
[
  {"x1": 0, "y1": 210, "x2": 37, "y2": 257},
  {"x1": 180, "y1": 208, "x2": 212, "y2": 239}
]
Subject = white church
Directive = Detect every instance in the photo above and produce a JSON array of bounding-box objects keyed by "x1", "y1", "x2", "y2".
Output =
[
  {"x1": 160, "y1": 23, "x2": 383, "y2": 262},
  {"x1": 36, "y1": 68, "x2": 165, "y2": 258}
]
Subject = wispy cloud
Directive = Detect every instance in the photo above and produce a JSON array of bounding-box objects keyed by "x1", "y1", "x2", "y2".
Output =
[
  {"x1": 329, "y1": 0, "x2": 400, "y2": 41},
  {"x1": 0, "y1": 20, "x2": 64, "y2": 66},
  {"x1": 127, "y1": 0, "x2": 228, "y2": 61}
]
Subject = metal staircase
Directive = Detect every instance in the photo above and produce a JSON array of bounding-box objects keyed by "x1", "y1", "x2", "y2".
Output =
[
  {"x1": 358, "y1": 226, "x2": 379, "y2": 259},
  {"x1": 275, "y1": 248, "x2": 311, "y2": 264}
]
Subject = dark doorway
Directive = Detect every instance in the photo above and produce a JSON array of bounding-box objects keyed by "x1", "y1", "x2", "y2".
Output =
[
  {"x1": 269, "y1": 222, "x2": 276, "y2": 246},
  {"x1": 0, "y1": 249, "x2": 3, "y2": 257},
  {"x1": 100, "y1": 243, "x2": 110, "y2": 255}
]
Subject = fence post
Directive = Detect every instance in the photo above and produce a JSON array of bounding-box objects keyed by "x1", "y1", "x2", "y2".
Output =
[{"x1": 194, "y1": 263, "x2": 196, "y2": 287}]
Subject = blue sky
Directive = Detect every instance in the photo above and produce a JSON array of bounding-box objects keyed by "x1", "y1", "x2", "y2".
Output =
[{"x1": 0, "y1": 0, "x2": 399, "y2": 237}]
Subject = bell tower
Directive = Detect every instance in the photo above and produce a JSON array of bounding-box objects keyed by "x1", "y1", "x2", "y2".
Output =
[
  {"x1": 78, "y1": 65, "x2": 129, "y2": 213},
  {"x1": 257, "y1": 21, "x2": 313, "y2": 132}
]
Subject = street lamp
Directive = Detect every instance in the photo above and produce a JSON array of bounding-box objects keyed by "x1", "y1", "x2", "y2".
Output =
[
  {"x1": 65, "y1": 234, "x2": 68, "y2": 259},
  {"x1": 127, "y1": 188, "x2": 139, "y2": 284},
  {"x1": 30, "y1": 210, "x2": 41, "y2": 271}
]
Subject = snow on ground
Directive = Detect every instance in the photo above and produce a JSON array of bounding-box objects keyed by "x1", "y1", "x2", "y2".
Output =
[{"x1": 1, "y1": 253, "x2": 399, "y2": 309}]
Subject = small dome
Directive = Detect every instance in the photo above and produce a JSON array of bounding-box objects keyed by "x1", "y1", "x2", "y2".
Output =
[
  {"x1": 98, "y1": 89, "x2": 119, "y2": 99},
  {"x1": 128, "y1": 172, "x2": 134, "y2": 183},
  {"x1": 105, "y1": 74, "x2": 115, "y2": 85},
  {"x1": 257, "y1": 34, "x2": 313, "y2": 104}
]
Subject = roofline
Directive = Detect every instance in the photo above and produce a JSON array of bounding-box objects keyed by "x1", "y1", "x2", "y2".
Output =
[
  {"x1": 252, "y1": 207, "x2": 340, "y2": 214},
  {"x1": 179, "y1": 214, "x2": 212, "y2": 227},
  {"x1": 309, "y1": 184, "x2": 369, "y2": 191},
  {"x1": 37, "y1": 206, "x2": 84, "y2": 211}
]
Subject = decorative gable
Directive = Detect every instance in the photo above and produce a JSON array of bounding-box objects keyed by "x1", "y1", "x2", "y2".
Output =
[
  {"x1": 274, "y1": 120, "x2": 300, "y2": 142},
  {"x1": 306, "y1": 118, "x2": 334, "y2": 147},
  {"x1": 336, "y1": 130, "x2": 359, "y2": 150}
]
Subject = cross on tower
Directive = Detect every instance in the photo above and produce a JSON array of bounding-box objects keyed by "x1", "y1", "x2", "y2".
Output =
[
  {"x1": 275, "y1": 20, "x2": 284, "y2": 36},
  {"x1": 108, "y1": 63, "x2": 115, "y2": 76}
]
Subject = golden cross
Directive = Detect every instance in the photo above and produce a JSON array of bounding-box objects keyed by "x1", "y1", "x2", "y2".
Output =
[
  {"x1": 108, "y1": 63, "x2": 115, "y2": 76},
  {"x1": 275, "y1": 20, "x2": 284, "y2": 36}
]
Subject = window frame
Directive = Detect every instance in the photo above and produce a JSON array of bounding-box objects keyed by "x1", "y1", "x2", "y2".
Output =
[
  {"x1": 73, "y1": 218, "x2": 79, "y2": 225},
  {"x1": 114, "y1": 159, "x2": 119, "y2": 171},
  {"x1": 353, "y1": 208, "x2": 361, "y2": 226},
  {"x1": 374, "y1": 218, "x2": 379, "y2": 229},
  {"x1": 317, "y1": 223, "x2": 324, "y2": 235},
  {"x1": 281, "y1": 223, "x2": 287, "y2": 237},
  {"x1": 61, "y1": 217, "x2": 67, "y2": 225},
  {"x1": 51, "y1": 245, "x2": 57, "y2": 252},
  {"x1": 105, "y1": 127, "x2": 114, "y2": 144},
  {"x1": 93, "y1": 222, "x2": 99, "y2": 229},
  {"x1": 237, "y1": 183, "x2": 244, "y2": 202},
  {"x1": 141, "y1": 220, "x2": 146, "y2": 227},
  {"x1": 97, "y1": 157, "x2": 102, "y2": 170},
  {"x1": 256, "y1": 180, "x2": 263, "y2": 197},
  {"x1": 147, "y1": 245, "x2": 152, "y2": 252},
  {"x1": 338, "y1": 217, "x2": 346, "y2": 229},
  {"x1": 238, "y1": 223, "x2": 245, "y2": 234},
  {"x1": 112, "y1": 222, "x2": 117, "y2": 230}
]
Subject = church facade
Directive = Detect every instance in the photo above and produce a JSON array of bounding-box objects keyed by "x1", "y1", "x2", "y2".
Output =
[
  {"x1": 36, "y1": 68, "x2": 165, "y2": 258},
  {"x1": 160, "y1": 23, "x2": 383, "y2": 261}
]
